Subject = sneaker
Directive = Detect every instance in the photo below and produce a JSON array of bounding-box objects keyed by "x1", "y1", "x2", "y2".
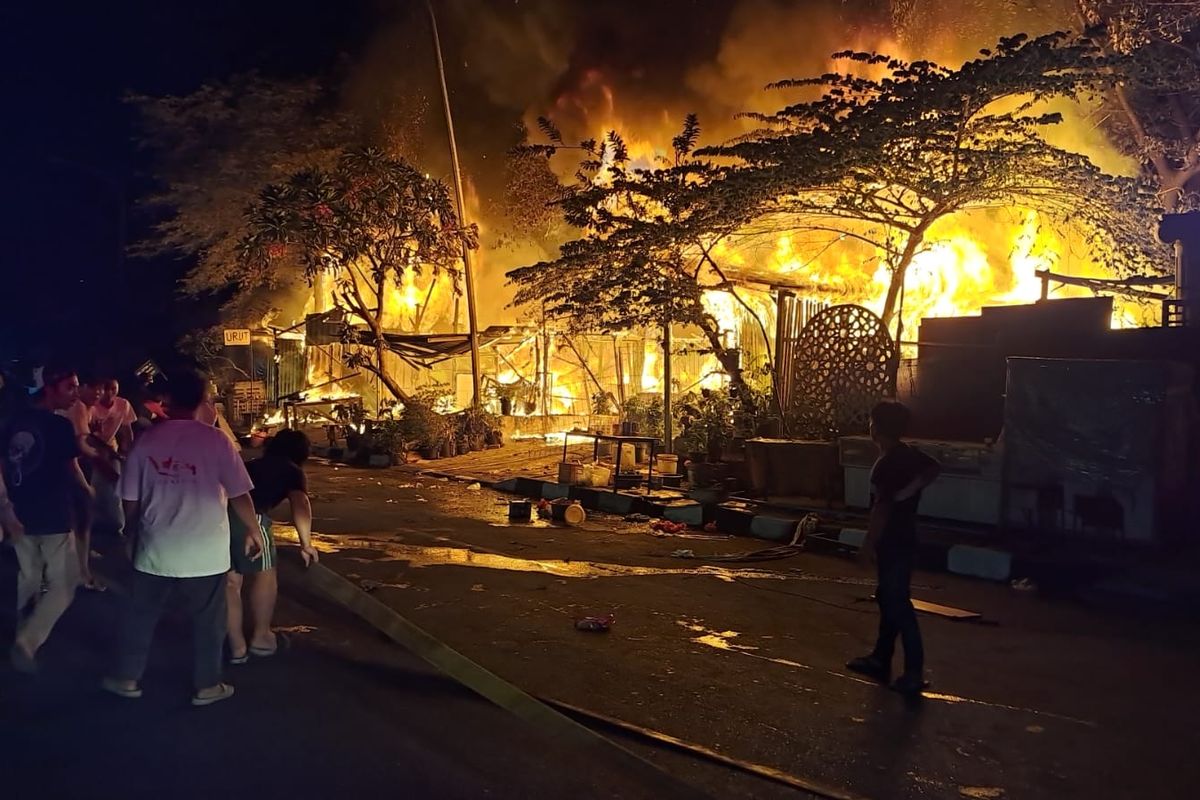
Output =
[
  {"x1": 845, "y1": 654, "x2": 889, "y2": 683},
  {"x1": 891, "y1": 674, "x2": 930, "y2": 696}
]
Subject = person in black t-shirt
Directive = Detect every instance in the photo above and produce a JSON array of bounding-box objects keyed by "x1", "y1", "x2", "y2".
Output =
[
  {"x1": 226, "y1": 429, "x2": 319, "y2": 662},
  {"x1": 2, "y1": 363, "x2": 95, "y2": 672},
  {"x1": 846, "y1": 401, "x2": 940, "y2": 696}
]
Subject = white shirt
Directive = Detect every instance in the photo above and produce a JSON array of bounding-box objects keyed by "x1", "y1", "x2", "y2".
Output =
[
  {"x1": 90, "y1": 397, "x2": 136, "y2": 447},
  {"x1": 120, "y1": 419, "x2": 254, "y2": 578}
]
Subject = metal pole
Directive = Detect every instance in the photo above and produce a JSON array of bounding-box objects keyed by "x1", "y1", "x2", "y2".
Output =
[
  {"x1": 426, "y1": 0, "x2": 482, "y2": 408},
  {"x1": 662, "y1": 320, "x2": 673, "y2": 454}
]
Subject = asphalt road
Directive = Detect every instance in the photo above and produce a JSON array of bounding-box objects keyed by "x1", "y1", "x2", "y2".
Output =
[
  {"x1": 0, "y1": 546, "x2": 717, "y2": 800},
  {"x1": 288, "y1": 461, "x2": 1200, "y2": 800}
]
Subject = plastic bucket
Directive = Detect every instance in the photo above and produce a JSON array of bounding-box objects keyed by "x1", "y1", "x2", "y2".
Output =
[
  {"x1": 558, "y1": 462, "x2": 583, "y2": 485},
  {"x1": 588, "y1": 465, "x2": 612, "y2": 487},
  {"x1": 655, "y1": 454, "x2": 680, "y2": 475}
]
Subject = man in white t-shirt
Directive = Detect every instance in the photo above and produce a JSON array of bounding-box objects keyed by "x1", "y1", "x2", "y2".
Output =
[
  {"x1": 87, "y1": 375, "x2": 136, "y2": 540},
  {"x1": 103, "y1": 369, "x2": 264, "y2": 707}
]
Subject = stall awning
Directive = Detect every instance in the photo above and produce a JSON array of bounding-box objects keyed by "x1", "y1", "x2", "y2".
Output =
[{"x1": 304, "y1": 313, "x2": 509, "y2": 368}]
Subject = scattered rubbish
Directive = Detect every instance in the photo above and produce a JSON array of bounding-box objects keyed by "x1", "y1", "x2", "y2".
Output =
[
  {"x1": 703, "y1": 522, "x2": 719, "y2": 533},
  {"x1": 470, "y1": 584, "x2": 486, "y2": 592},
  {"x1": 958, "y1": 788, "x2": 1004, "y2": 799},
  {"x1": 911, "y1": 599, "x2": 982, "y2": 621},
  {"x1": 415, "y1": 496, "x2": 428, "y2": 503},
  {"x1": 575, "y1": 614, "x2": 614, "y2": 632},
  {"x1": 651, "y1": 520, "x2": 689, "y2": 535},
  {"x1": 359, "y1": 579, "x2": 381, "y2": 593},
  {"x1": 536, "y1": 499, "x2": 553, "y2": 519},
  {"x1": 624, "y1": 513, "x2": 652, "y2": 523},
  {"x1": 1025, "y1": 725, "x2": 1044, "y2": 734},
  {"x1": 1011, "y1": 577, "x2": 1037, "y2": 592},
  {"x1": 670, "y1": 549, "x2": 695, "y2": 559},
  {"x1": 549, "y1": 499, "x2": 586, "y2": 525},
  {"x1": 466, "y1": 482, "x2": 482, "y2": 491}
]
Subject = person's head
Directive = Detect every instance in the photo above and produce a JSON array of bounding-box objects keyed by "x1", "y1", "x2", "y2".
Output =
[
  {"x1": 92, "y1": 376, "x2": 120, "y2": 407},
  {"x1": 38, "y1": 363, "x2": 79, "y2": 411},
  {"x1": 162, "y1": 369, "x2": 209, "y2": 420},
  {"x1": 78, "y1": 374, "x2": 100, "y2": 407},
  {"x1": 869, "y1": 400, "x2": 911, "y2": 447},
  {"x1": 265, "y1": 428, "x2": 310, "y2": 466}
]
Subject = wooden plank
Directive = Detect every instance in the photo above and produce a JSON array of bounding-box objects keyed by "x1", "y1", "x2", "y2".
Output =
[{"x1": 912, "y1": 598, "x2": 981, "y2": 620}]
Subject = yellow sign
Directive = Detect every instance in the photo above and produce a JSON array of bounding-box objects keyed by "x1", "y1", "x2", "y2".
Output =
[{"x1": 223, "y1": 329, "x2": 252, "y2": 346}]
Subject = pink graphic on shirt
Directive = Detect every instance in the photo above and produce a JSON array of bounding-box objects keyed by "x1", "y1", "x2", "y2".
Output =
[{"x1": 148, "y1": 455, "x2": 198, "y2": 480}]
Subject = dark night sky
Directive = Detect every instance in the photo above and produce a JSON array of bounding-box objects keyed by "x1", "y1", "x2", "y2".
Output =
[
  {"x1": 0, "y1": 0, "x2": 376, "y2": 367},
  {"x1": 0, "y1": 0, "x2": 900, "y2": 369}
]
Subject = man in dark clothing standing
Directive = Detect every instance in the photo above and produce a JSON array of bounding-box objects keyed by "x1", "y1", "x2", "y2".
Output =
[
  {"x1": 2, "y1": 363, "x2": 94, "y2": 672},
  {"x1": 847, "y1": 401, "x2": 940, "y2": 696}
]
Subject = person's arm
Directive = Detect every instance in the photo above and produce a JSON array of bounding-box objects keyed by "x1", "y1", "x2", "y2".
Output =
[
  {"x1": 229, "y1": 493, "x2": 265, "y2": 558},
  {"x1": 68, "y1": 457, "x2": 94, "y2": 539},
  {"x1": 0, "y1": 477, "x2": 23, "y2": 542},
  {"x1": 288, "y1": 489, "x2": 319, "y2": 566},
  {"x1": 893, "y1": 455, "x2": 941, "y2": 502},
  {"x1": 122, "y1": 499, "x2": 140, "y2": 559},
  {"x1": 116, "y1": 423, "x2": 134, "y2": 458}
]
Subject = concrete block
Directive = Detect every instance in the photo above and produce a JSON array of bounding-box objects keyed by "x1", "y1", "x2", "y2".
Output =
[
  {"x1": 838, "y1": 528, "x2": 868, "y2": 548},
  {"x1": 541, "y1": 482, "x2": 571, "y2": 500},
  {"x1": 947, "y1": 544, "x2": 1012, "y2": 582},
  {"x1": 714, "y1": 504, "x2": 754, "y2": 536},
  {"x1": 663, "y1": 501, "x2": 704, "y2": 526},
  {"x1": 568, "y1": 486, "x2": 604, "y2": 510},
  {"x1": 493, "y1": 478, "x2": 520, "y2": 494},
  {"x1": 598, "y1": 491, "x2": 637, "y2": 515},
  {"x1": 750, "y1": 515, "x2": 800, "y2": 542}
]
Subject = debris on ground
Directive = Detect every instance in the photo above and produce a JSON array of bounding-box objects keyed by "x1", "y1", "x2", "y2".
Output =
[
  {"x1": 1011, "y1": 577, "x2": 1037, "y2": 592},
  {"x1": 575, "y1": 614, "x2": 615, "y2": 632},
  {"x1": 471, "y1": 584, "x2": 486, "y2": 592},
  {"x1": 703, "y1": 522, "x2": 719, "y2": 533},
  {"x1": 466, "y1": 482, "x2": 482, "y2": 491},
  {"x1": 624, "y1": 513, "x2": 652, "y2": 523},
  {"x1": 359, "y1": 579, "x2": 382, "y2": 593},
  {"x1": 650, "y1": 520, "x2": 689, "y2": 535},
  {"x1": 670, "y1": 549, "x2": 695, "y2": 559}
]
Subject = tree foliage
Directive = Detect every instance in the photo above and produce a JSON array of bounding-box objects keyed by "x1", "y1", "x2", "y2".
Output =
[
  {"x1": 129, "y1": 75, "x2": 352, "y2": 322},
  {"x1": 1077, "y1": 1, "x2": 1200, "y2": 208},
  {"x1": 706, "y1": 31, "x2": 1166, "y2": 324},
  {"x1": 509, "y1": 32, "x2": 1168, "y2": 413},
  {"x1": 239, "y1": 147, "x2": 477, "y2": 402}
]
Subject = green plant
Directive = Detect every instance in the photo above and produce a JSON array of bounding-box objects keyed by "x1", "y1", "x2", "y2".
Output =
[
  {"x1": 400, "y1": 384, "x2": 453, "y2": 450},
  {"x1": 363, "y1": 419, "x2": 406, "y2": 457},
  {"x1": 675, "y1": 390, "x2": 735, "y2": 458},
  {"x1": 457, "y1": 406, "x2": 500, "y2": 444},
  {"x1": 622, "y1": 394, "x2": 664, "y2": 440},
  {"x1": 591, "y1": 391, "x2": 616, "y2": 416}
]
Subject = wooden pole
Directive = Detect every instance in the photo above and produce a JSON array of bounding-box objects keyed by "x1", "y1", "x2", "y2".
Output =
[{"x1": 426, "y1": 1, "x2": 482, "y2": 408}]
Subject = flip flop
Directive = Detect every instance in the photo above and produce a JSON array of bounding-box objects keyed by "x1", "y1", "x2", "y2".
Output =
[
  {"x1": 192, "y1": 683, "x2": 235, "y2": 707},
  {"x1": 102, "y1": 678, "x2": 143, "y2": 699},
  {"x1": 229, "y1": 652, "x2": 249, "y2": 665},
  {"x1": 82, "y1": 580, "x2": 108, "y2": 592},
  {"x1": 248, "y1": 645, "x2": 277, "y2": 658}
]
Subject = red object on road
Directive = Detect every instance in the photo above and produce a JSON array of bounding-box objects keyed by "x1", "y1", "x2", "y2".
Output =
[{"x1": 574, "y1": 614, "x2": 615, "y2": 632}]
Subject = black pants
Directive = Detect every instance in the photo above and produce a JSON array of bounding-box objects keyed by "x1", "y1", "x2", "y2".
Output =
[
  {"x1": 112, "y1": 570, "x2": 227, "y2": 691},
  {"x1": 872, "y1": 555, "x2": 924, "y2": 677}
]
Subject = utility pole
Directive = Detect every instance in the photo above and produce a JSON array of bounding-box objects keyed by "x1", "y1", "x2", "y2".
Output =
[
  {"x1": 662, "y1": 319, "x2": 673, "y2": 454},
  {"x1": 426, "y1": 0, "x2": 482, "y2": 407}
]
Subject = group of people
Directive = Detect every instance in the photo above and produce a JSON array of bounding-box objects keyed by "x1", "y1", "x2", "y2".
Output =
[{"x1": 1, "y1": 363, "x2": 319, "y2": 706}]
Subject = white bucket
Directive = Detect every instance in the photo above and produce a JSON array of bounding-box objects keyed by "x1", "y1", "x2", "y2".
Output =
[{"x1": 655, "y1": 454, "x2": 680, "y2": 475}]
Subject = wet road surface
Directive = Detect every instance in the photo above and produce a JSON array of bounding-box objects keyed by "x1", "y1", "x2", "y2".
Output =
[{"x1": 293, "y1": 462, "x2": 1200, "y2": 800}]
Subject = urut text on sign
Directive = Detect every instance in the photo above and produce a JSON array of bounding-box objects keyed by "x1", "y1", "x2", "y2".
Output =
[{"x1": 223, "y1": 329, "x2": 252, "y2": 346}]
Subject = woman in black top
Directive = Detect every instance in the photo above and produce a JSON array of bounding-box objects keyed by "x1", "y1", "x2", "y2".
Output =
[{"x1": 226, "y1": 429, "x2": 319, "y2": 662}]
